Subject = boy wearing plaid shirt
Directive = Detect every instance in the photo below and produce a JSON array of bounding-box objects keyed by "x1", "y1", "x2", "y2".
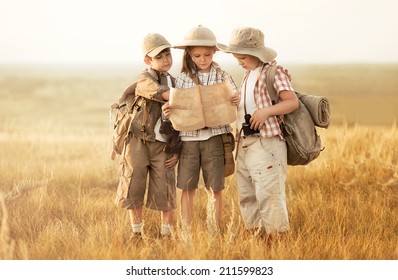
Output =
[{"x1": 218, "y1": 27, "x2": 299, "y2": 240}]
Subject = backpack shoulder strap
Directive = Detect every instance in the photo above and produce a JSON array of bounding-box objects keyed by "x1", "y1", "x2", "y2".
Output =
[
  {"x1": 170, "y1": 76, "x2": 176, "y2": 88},
  {"x1": 265, "y1": 64, "x2": 279, "y2": 104}
]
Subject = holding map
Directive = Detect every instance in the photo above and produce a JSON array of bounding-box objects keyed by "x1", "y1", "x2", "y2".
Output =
[{"x1": 168, "y1": 81, "x2": 237, "y2": 131}]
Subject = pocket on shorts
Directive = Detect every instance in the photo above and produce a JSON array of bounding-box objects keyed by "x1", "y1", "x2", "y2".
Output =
[
  {"x1": 259, "y1": 137, "x2": 286, "y2": 167},
  {"x1": 114, "y1": 163, "x2": 133, "y2": 207},
  {"x1": 166, "y1": 169, "x2": 176, "y2": 188},
  {"x1": 150, "y1": 170, "x2": 176, "y2": 211},
  {"x1": 211, "y1": 149, "x2": 225, "y2": 167},
  {"x1": 166, "y1": 170, "x2": 176, "y2": 208}
]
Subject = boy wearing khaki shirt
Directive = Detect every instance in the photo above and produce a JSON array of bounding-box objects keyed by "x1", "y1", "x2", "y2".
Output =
[{"x1": 115, "y1": 33, "x2": 181, "y2": 238}]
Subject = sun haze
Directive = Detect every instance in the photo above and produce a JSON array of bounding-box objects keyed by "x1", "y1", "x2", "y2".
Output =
[{"x1": 0, "y1": 0, "x2": 397, "y2": 65}]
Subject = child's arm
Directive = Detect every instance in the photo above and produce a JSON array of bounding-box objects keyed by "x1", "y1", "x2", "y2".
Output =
[
  {"x1": 249, "y1": 66, "x2": 297, "y2": 130},
  {"x1": 136, "y1": 75, "x2": 169, "y2": 103},
  {"x1": 160, "y1": 90, "x2": 170, "y2": 101},
  {"x1": 159, "y1": 120, "x2": 182, "y2": 168},
  {"x1": 250, "y1": 91, "x2": 298, "y2": 131}
]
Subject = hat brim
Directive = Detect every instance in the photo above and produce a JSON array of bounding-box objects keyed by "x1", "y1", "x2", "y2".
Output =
[
  {"x1": 173, "y1": 40, "x2": 219, "y2": 49},
  {"x1": 146, "y1": 44, "x2": 171, "y2": 57},
  {"x1": 217, "y1": 43, "x2": 277, "y2": 63}
]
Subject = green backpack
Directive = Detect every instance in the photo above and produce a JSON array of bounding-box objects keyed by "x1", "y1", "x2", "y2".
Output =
[{"x1": 265, "y1": 64, "x2": 330, "y2": 165}]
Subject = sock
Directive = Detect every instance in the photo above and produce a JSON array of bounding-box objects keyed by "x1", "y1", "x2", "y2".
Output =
[
  {"x1": 131, "y1": 223, "x2": 143, "y2": 234},
  {"x1": 160, "y1": 224, "x2": 172, "y2": 235}
]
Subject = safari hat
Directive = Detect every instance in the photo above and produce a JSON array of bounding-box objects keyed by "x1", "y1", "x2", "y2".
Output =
[
  {"x1": 173, "y1": 25, "x2": 218, "y2": 49},
  {"x1": 142, "y1": 33, "x2": 171, "y2": 57},
  {"x1": 217, "y1": 27, "x2": 277, "y2": 63}
]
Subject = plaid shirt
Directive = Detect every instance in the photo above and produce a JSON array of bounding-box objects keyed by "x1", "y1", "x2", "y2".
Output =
[
  {"x1": 243, "y1": 60, "x2": 294, "y2": 139},
  {"x1": 175, "y1": 62, "x2": 238, "y2": 137}
]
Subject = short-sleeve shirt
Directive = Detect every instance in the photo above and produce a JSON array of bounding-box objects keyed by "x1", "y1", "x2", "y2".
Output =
[{"x1": 239, "y1": 60, "x2": 295, "y2": 139}]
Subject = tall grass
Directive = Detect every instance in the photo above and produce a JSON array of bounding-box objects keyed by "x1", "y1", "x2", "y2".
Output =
[
  {"x1": 1, "y1": 123, "x2": 397, "y2": 260},
  {"x1": 0, "y1": 64, "x2": 397, "y2": 260}
]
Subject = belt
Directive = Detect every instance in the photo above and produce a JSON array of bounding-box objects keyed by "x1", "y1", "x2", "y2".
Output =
[{"x1": 241, "y1": 134, "x2": 261, "y2": 139}]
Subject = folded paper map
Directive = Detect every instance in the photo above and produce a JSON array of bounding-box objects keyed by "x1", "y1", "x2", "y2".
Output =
[{"x1": 169, "y1": 82, "x2": 237, "y2": 131}]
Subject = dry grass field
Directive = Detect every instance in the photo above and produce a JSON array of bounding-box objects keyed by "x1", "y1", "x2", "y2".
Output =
[{"x1": 1, "y1": 63, "x2": 397, "y2": 260}]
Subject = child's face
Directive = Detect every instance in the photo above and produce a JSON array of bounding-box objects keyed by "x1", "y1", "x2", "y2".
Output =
[
  {"x1": 233, "y1": 54, "x2": 261, "y2": 70},
  {"x1": 189, "y1": 46, "x2": 216, "y2": 73},
  {"x1": 146, "y1": 48, "x2": 173, "y2": 73}
]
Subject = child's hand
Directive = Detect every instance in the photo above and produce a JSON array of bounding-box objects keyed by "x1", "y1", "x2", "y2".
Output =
[
  {"x1": 165, "y1": 154, "x2": 179, "y2": 169},
  {"x1": 230, "y1": 94, "x2": 240, "y2": 106},
  {"x1": 162, "y1": 102, "x2": 172, "y2": 117},
  {"x1": 250, "y1": 108, "x2": 269, "y2": 130}
]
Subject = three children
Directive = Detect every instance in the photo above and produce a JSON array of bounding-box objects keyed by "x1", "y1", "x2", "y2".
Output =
[{"x1": 114, "y1": 26, "x2": 297, "y2": 241}]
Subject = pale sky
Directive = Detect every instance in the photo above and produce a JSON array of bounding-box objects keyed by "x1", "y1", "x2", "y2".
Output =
[{"x1": 0, "y1": 0, "x2": 397, "y2": 65}]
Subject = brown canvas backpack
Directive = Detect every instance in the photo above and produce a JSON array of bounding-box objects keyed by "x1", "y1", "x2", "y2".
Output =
[
  {"x1": 110, "y1": 82, "x2": 137, "y2": 159},
  {"x1": 266, "y1": 64, "x2": 330, "y2": 165}
]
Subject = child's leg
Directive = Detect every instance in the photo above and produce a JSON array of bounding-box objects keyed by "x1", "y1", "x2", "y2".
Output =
[
  {"x1": 181, "y1": 189, "x2": 195, "y2": 227},
  {"x1": 200, "y1": 135, "x2": 225, "y2": 227},
  {"x1": 161, "y1": 210, "x2": 173, "y2": 236},
  {"x1": 242, "y1": 137, "x2": 289, "y2": 234},
  {"x1": 129, "y1": 208, "x2": 143, "y2": 234},
  {"x1": 213, "y1": 190, "x2": 223, "y2": 226},
  {"x1": 146, "y1": 141, "x2": 177, "y2": 236},
  {"x1": 162, "y1": 210, "x2": 173, "y2": 225},
  {"x1": 123, "y1": 137, "x2": 149, "y2": 236},
  {"x1": 237, "y1": 138, "x2": 262, "y2": 229},
  {"x1": 177, "y1": 141, "x2": 200, "y2": 231},
  {"x1": 254, "y1": 137, "x2": 289, "y2": 234}
]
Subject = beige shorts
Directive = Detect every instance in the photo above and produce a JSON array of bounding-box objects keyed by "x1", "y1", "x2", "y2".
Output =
[
  {"x1": 115, "y1": 136, "x2": 176, "y2": 212},
  {"x1": 177, "y1": 135, "x2": 225, "y2": 192}
]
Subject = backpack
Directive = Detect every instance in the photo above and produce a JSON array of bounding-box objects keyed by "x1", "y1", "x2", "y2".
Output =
[
  {"x1": 265, "y1": 64, "x2": 330, "y2": 165},
  {"x1": 110, "y1": 82, "x2": 137, "y2": 159},
  {"x1": 110, "y1": 70, "x2": 179, "y2": 160}
]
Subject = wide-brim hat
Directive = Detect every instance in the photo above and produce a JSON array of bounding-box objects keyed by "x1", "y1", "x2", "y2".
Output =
[
  {"x1": 142, "y1": 33, "x2": 171, "y2": 57},
  {"x1": 173, "y1": 25, "x2": 218, "y2": 49},
  {"x1": 217, "y1": 27, "x2": 277, "y2": 63}
]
